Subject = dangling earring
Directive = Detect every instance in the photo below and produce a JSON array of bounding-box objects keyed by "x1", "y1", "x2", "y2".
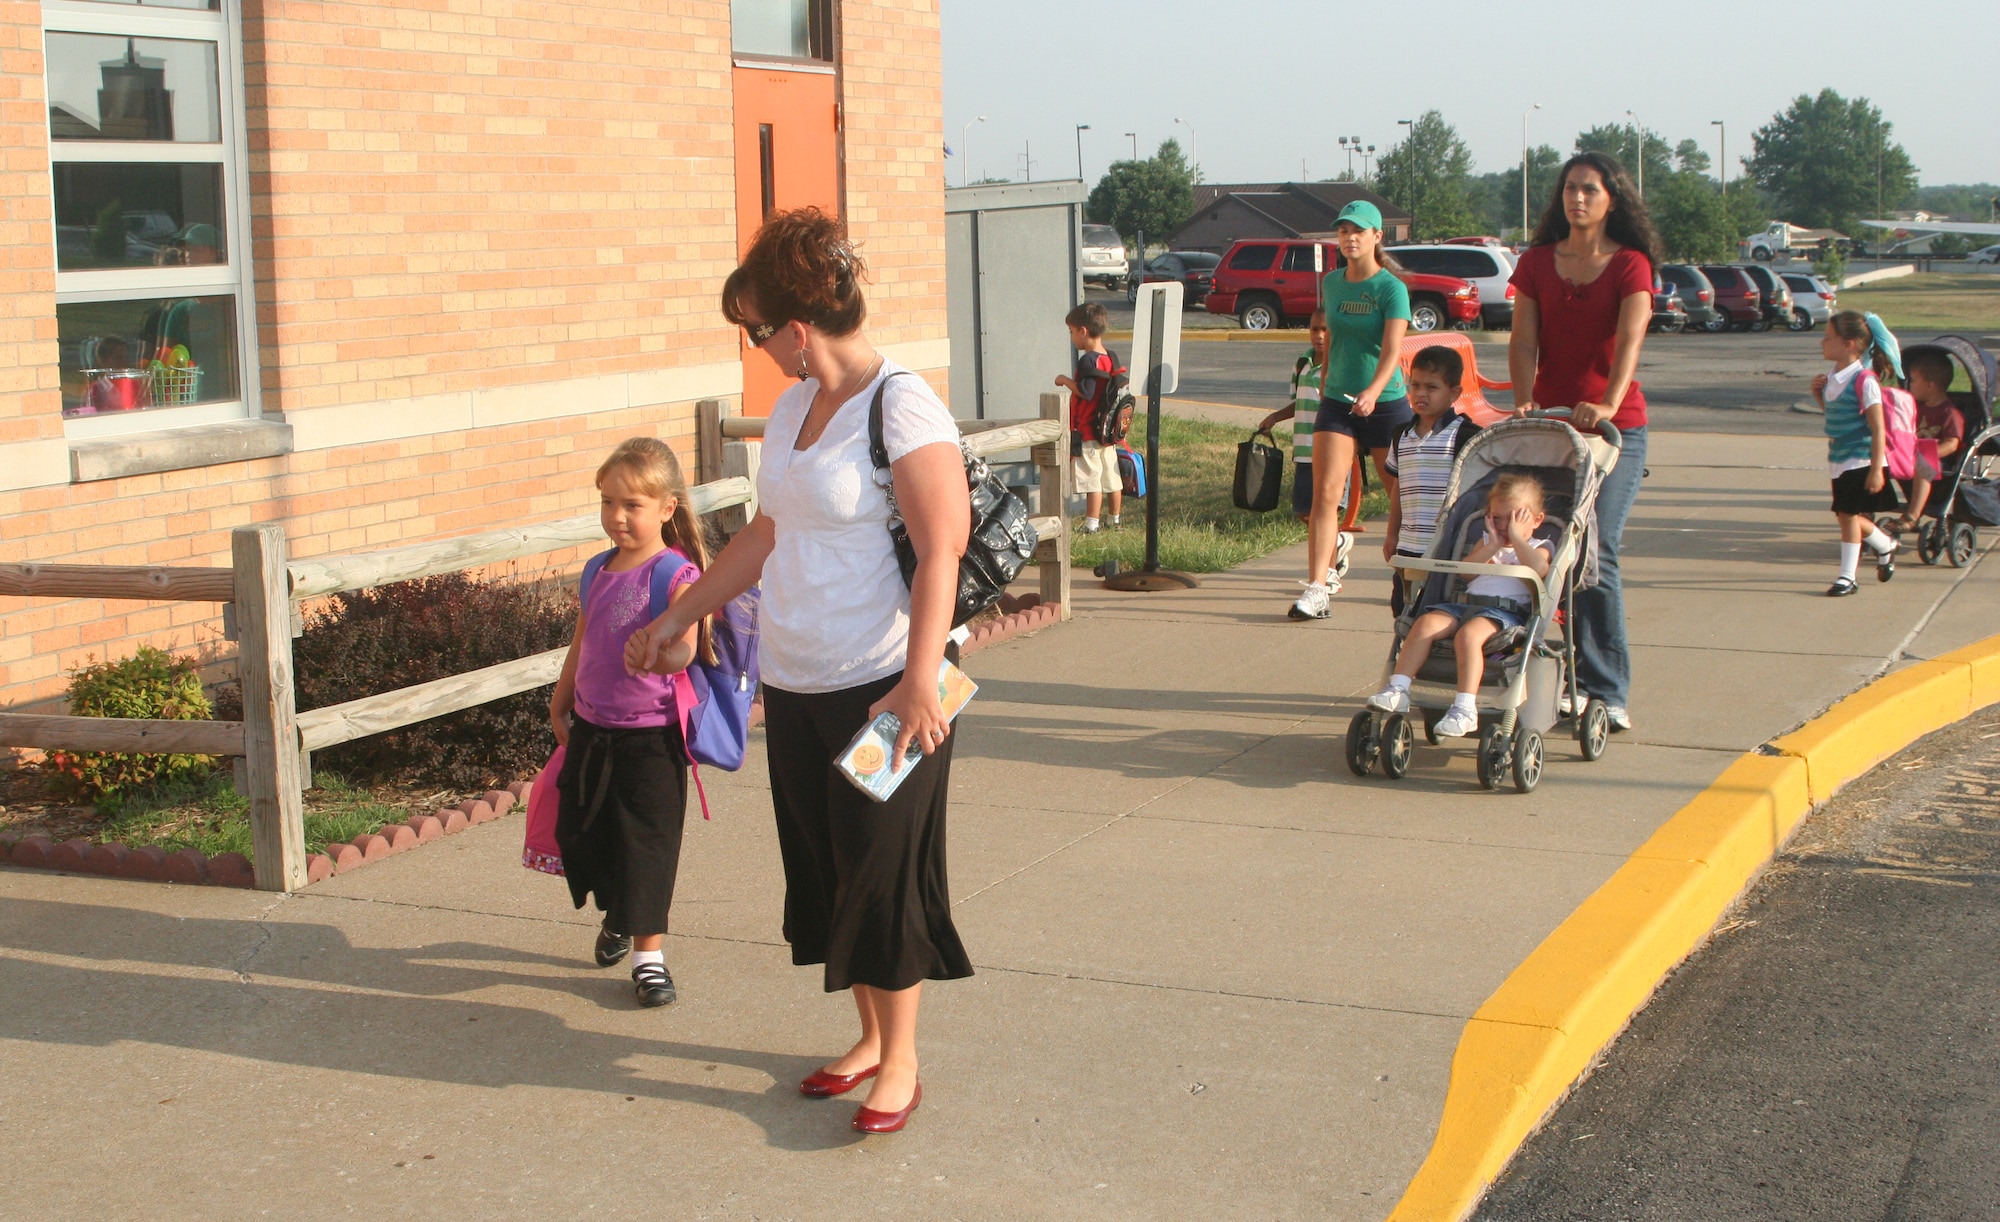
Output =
[{"x1": 796, "y1": 347, "x2": 809, "y2": 380}]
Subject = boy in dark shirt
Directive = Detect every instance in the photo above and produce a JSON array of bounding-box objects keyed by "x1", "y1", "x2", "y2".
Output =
[{"x1": 1055, "y1": 302, "x2": 1121, "y2": 532}]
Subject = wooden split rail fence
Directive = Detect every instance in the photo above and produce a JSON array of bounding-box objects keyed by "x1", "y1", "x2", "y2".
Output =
[{"x1": 1, "y1": 399, "x2": 1072, "y2": 894}]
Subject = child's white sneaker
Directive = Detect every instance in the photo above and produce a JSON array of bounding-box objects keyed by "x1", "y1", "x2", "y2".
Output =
[
  {"x1": 1289, "y1": 580, "x2": 1334, "y2": 620},
  {"x1": 1368, "y1": 686, "x2": 1409, "y2": 714},
  {"x1": 1434, "y1": 706, "x2": 1479, "y2": 737}
]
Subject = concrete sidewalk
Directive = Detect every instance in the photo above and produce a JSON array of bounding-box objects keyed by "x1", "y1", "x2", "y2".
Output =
[{"x1": 0, "y1": 431, "x2": 1992, "y2": 1220}]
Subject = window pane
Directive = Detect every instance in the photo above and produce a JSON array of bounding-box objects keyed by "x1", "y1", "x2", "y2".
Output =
[
  {"x1": 1227, "y1": 244, "x2": 1277, "y2": 271},
  {"x1": 732, "y1": 0, "x2": 821, "y2": 58},
  {"x1": 60, "y1": 295, "x2": 239, "y2": 417},
  {"x1": 1281, "y1": 245, "x2": 1317, "y2": 271},
  {"x1": 53, "y1": 163, "x2": 225, "y2": 270},
  {"x1": 77, "y1": 0, "x2": 218, "y2": 9},
  {"x1": 46, "y1": 33, "x2": 221, "y2": 143}
]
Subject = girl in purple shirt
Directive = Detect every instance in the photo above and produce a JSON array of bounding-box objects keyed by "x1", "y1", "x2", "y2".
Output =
[{"x1": 547, "y1": 437, "x2": 709, "y2": 1008}]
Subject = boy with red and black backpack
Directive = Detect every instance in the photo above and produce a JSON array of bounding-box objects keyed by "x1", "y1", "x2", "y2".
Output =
[{"x1": 1055, "y1": 302, "x2": 1131, "y2": 533}]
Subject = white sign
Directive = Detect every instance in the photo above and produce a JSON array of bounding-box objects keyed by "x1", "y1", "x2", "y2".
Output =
[{"x1": 1127, "y1": 280, "x2": 1184, "y2": 396}]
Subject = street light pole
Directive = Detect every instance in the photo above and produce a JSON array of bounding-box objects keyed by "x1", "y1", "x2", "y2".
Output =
[
  {"x1": 1074, "y1": 123, "x2": 1090, "y2": 182},
  {"x1": 1173, "y1": 116, "x2": 1198, "y2": 183},
  {"x1": 1522, "y1": 102, "x2": 1541, "y2": 240},
  {"x1": 1711, "y1": 119, "x2": 1726, "y2": 202},
  {"x1": 960, "y1": 115, "x2": 985, "y2": 188},
  {"x1": 1339, "y1": 135, "x2": 1350, "y2": 175},
  {"x1": 1123, "y1": 131, "x2": 1137, "y2": 161},
  {"x1": 1397, "y1": 118, "x2": 1414, "y2": 237},
  {"x1": 1625, "y1": 109, "x2": 1643, "y2": 197},
  {"x1": 1362, "y1": 144, "x2": 1375, "y2": 182}
]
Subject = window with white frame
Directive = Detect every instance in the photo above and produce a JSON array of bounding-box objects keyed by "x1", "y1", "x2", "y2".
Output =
[{"x1": 44, "y1": 0, "x2": 257, "y2": 438}]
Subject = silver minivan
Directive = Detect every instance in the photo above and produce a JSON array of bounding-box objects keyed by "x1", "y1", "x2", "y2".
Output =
[
  {"x1": 1387, "y1": 243, "x2": 1515, "y2": 329},
  {"x1": 1081, "y1": 224, "x2": 1129, "y2": 290},
  {"x1": 1779, "y1": 272, "x2": 1836, "y2": 331}
]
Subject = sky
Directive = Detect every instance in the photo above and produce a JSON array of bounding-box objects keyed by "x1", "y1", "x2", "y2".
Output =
[{"x1": 942, "y1": 0, "x2": 2000, "y2": 195}]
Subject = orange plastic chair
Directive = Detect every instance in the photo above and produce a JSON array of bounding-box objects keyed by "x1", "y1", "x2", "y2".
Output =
[{"x1": 1398, "y1": 332, "x2": 1513, "y2": 426}]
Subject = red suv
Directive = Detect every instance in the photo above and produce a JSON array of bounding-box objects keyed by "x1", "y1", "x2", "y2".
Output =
[
  {"x1": 1698, "y1": 264, "x2": 1766, "y2": 332},
  {"x1": 1206, "y1": 238, "x2": 1481, "y2": 333}
]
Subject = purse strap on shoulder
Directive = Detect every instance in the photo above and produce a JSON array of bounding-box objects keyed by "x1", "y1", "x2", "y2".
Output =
[{"x1": 865, "y1": 369, "x2": 916, "y2": 475}]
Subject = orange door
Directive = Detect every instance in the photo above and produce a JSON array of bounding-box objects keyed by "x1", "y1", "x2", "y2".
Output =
[{"x1": 733, "y1": 66, "x2": 840, "y2": 416}]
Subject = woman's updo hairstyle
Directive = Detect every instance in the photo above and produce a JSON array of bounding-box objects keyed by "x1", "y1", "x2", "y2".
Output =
[{"x1": 721, "y1": 206, "x2": 867, "y2": 337}]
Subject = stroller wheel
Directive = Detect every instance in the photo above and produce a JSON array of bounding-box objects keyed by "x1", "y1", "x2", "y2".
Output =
[
  {"x1": 1916, "y1": 521, "x2": 1943, "y2": 565},
  {"x1": 1948, "y1": 522, "x2": 1978, "y2": 568},
  {"x1": 1511, "y1": 729, "x2": 1545, "y2": 794},
  {"x1": 1379, "y1": 714, "x2": 1413, "y2": 779},
  {"x1": 1345, "y1": 710, "x2": 1380, "y2": 777},
  {"x1": 1577, "y1": 699, "x2": 1610, "y2": 762},
  {"x1": 1476, "y1": 724, "x2": 1508, "y2": 791}
]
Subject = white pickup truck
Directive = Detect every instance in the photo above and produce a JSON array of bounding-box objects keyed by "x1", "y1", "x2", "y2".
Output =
[{"x1": 1741, "y1": 221, "x2": 1848, "y2": 262}]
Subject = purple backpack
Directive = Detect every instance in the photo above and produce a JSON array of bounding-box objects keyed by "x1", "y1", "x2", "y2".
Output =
[{"x1": 579, "y1": 549, "x2": 760, "y2": 818}]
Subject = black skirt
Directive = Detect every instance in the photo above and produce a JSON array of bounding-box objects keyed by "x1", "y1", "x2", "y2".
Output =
[
  {"x1": 1831, "y1": 466, "x2": 1900, "y2": 515},
  {"x1": 762, "y1": 673, "x2": 973, "y2": 993},
  {"x1": 554, "y1": 716, "x2": 688, "y2": 937}
]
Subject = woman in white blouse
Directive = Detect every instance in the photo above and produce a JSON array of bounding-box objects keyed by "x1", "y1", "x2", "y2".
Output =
[{"x1": 628, "y1": 208, "x2": 970, "y2": 1135}]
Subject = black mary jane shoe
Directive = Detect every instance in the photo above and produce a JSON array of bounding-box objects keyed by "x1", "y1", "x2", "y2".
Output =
[
  {"x1": 594, "y1": 922, "x2": 632, "y2": 967},
  {"x1": 632, "y1": 961, "x2": 677, "y2": 1008},
  {"x1": 1826, "y1": 577, "x2": 1859, "y2": 598}
]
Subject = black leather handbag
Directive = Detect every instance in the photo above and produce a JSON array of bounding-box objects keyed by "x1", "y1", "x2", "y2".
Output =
[
  {"x1": 868, "y1": 373, "x2": 1039, "y2": 627},
  {"x1": 1233, "y1": 427, "x2": 1284, "y2": 513}
]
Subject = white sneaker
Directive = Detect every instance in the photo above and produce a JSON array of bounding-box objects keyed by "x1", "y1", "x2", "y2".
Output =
[
  {"x1": 1334, "y1": 531, "x2": 1354, "y2": 578},
  {"x1": 1368, "y1": 686, "x2": 1410, "y2": 714},
  {"x1": 1289, "y1": 581, "x2": 1332, "y2": 620},
  {"x1": 1605, "y1": 705, "x2": 1632, "y2": 733},
  {"x1": 1434, "y1": 705, "x2": 1479, "y2": 737}
]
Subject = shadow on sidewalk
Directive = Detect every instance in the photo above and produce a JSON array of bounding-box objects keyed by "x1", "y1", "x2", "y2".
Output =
[{"x1": 0, "y1": 899, "x2": 857, "y2": 1152}]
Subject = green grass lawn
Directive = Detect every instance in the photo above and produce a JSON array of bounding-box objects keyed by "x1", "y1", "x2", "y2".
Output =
[
  {"x1": 1838, "y1": 273, "x2": 2000, "y2": 335},
  {"x1": 96, "y1": 771, "x2": 407, "y2": 860},
  {"x1": 1067, "y1": 414, "x2": 1389, "y2": 574}
]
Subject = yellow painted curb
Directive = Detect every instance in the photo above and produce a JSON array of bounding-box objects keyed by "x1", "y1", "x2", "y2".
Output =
[{"x1": 1387, "y1": 634, "x2": 2000, "y2": 1222}]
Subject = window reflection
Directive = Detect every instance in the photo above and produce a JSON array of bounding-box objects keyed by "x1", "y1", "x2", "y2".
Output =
[
  {"x1": 45, "y1": 32, "x2": 221, "y2": 143},
  {"x1": 731, "y1": 0, "x2": 828, "y2": 59},
  {"x1": 59, "y1": 295, "x2": 239, "y2": 416},
  {"x1": 53, "y1": 163, "x2": 225, "y2": 271}
]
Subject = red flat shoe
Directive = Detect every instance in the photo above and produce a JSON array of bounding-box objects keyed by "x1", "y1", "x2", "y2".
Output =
[
  {"x1": 851, "y1": 1081, "x2": 921, "y2": 1133},
  {"x1": 799, "y1": 1064, "x2": 878, "y2": 1098}
]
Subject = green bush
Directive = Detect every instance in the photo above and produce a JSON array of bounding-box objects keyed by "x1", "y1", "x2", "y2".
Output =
[
  {"x1": 45, "y1": 646, "x2": 217, "y2": 803},
  {"x1": 287, "y1": 572, "x2": 576, "y2": 791},
  {"x1": 1814, "y1": 244, "x2": 1847, "y2": 288}
]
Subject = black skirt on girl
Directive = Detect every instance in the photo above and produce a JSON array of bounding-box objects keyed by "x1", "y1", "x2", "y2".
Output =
[
  {"x1": 762, "y1": 672, "x2": 973, "y2": 993},
  {"x1": 554, "y1": 716, "x2": 687, "y2": 937}
]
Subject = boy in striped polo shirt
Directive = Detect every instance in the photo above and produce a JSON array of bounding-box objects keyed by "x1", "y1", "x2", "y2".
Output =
[{"x1": 1383, "y1": 346, "x2": 1479, "y2": 614}]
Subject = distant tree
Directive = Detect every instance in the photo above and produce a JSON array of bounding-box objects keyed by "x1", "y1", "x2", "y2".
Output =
[
  {"x1": 1496, "y1": 143, "x2": 1564, "y2": 237},
  {"x1": 966, "y1": 176, "x2": 1014, "y2": 187},
  {"x1": 1673, "y1": 139, "x2": 1711, "y2": 175},
  {"x1": 1375, "y1": 110, "x2": 1479, "y2": 240},
  {"x1": 1574, "y1": 124, "x2": 1674, "y2": 193},
  {"x1": 1648, "y1": 170, "x2": 1736, "y2": 263},
  {"x1": 1911, "y1": 183, "x2": 2000, "y2": 222},
  {"x1": 1086, "y1": 138, "x2": 1195, "y2": 245},
  {"x1": 1745, "y1": 90, "x2": 1917, "y2": 234},
  {"x1": 1931, "y1": 232, "x2": 1972, "y2": 258}
]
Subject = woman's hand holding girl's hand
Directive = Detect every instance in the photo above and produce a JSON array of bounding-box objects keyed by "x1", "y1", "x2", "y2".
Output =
[
  {"x1": 870, "y1": 672, "x2": 950, "y2": 773},
  {"x1": 623, "y1": 611, "x2": 684, "y2": 676}
]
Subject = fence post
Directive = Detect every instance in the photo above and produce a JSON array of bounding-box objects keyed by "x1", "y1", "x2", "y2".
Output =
[
  {"x1": 233, "y1": 525, "x2": 307, "y2": 892},
  {"x1": 697, "y1": 397, "x2": 732, "y2": 485},
  {"x1": 720, "y1": 440, "x2": 761, "y2": 535},
  {"x1": 1035, "y1": 391, "x2": 1072, "y2": 619}
]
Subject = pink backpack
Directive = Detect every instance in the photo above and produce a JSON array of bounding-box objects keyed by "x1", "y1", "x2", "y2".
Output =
[{"x1": 1880, "y1": 383, "x2": 1919, "y2": 481}]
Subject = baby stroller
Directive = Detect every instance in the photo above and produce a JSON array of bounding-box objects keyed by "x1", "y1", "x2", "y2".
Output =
[
  {"x1": 1890, "y1": 335, "x2": 2000, "y2": 568},
  {"x1": 1345, "y1": 410, "x2": 1623, "y2": 793}
]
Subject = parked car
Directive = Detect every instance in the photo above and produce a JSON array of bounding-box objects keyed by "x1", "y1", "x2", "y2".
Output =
[
  {"x1": 1649, "y1": 275, "x2": 1687, "y2": 333},
  {"x1": 1779, "y1": 271, "x2": 1837, "y2": 330},
  {"x1": 1658, "y1": 263, "x2": 1723, "y2": 333},
  {"x1": 1969, "y1": 244, "x2": 2000, "y2": 265},
  {"x1": 1388, "y1": 243, "x2": 1515, "y2": 329},
  {"x1": 1080, "y1": 223, "x2": 1129, "y2": 290},
  {"x1": 1698, "y1": 264, "x2": 1765, "y2": 331},
  {"x1": 1443, "y1": 235, "x2": 1507, "y2": 248},
  {"x1": 1735, "y1": 262, "x2": 1794, "y2": 330},
  {"x1": 1204, "y1": 238, "x2": 1481, "y2": 332},
  {"x1": 1126, "y1": 250, "x2": 1220, "y2": 307}
]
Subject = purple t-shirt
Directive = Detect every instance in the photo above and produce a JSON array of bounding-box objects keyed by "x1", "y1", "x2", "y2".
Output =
[{"x1": 572, "y1": 549, "x2": 697, "y2": 729}]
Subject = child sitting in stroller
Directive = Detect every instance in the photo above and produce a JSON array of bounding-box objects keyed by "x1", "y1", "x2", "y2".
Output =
[{"x1": 1367, "y1": 472, "x2": 1552, "y2": 737}]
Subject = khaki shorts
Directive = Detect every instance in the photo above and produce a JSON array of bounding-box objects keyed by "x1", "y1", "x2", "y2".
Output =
[{"x1": 1072, "y1": 439, "x2": 1123, "y2": 494}]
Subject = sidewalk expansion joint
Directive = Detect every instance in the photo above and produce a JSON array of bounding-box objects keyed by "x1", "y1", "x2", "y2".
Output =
[
  {"x1": 1126, "y1": 811, "x2": 1638, "y2": 859},
  {"x1": 969, "y1": 960, "x2": 1467, "y2": 1021}
]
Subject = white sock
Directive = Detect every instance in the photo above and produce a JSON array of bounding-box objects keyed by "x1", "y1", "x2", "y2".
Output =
[
  {"x1": 1451, "y1": 692, "x2": 1477, "y2": 710},
  {"x1": 1839, "y1": 542, "x2": 1861, "y2": 581},
  {"x1": 1085, "y1": 516, "x2": 1100, "y2": 531},
  {"x1": 1110, "y1": 514, "x2": 1121, "y2": 525},
  {"x1": 631, "y1": 948, "x2": 664, "y2": 969},
  {"x1": 1864, "y1": 528, "x2": 1894, "y2": 554},
  {"x1": 1388, "y1": 674, "x2": 1411, "y2": 692}
]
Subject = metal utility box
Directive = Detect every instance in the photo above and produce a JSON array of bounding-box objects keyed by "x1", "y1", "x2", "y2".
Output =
[{"x1": 944, "y1": 180, "x2": 1086, "y2": 421}]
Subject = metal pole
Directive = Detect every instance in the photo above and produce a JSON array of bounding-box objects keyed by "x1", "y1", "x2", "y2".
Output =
[
  {"x1": 960, "y1": 116, "x2": 984, "y2": 188},
  {"x1": 1397, "y1": 118, "x2": 1414, "y2": 233},
  {"x1": 1522, "y1": 103, "x2": 1540, "y2": 239},
  {"x1": 1144, "y1": 287, "x2": 1165, "y2": 572},
  {"x1": 1074, "y1": 123, "x2": 1090, "y2": 181},
  {"x1": 1626, "y1": 109, "x2": 1643, "y2": 197},
  {"x1": 1712, "y1": 119, "x2": 1725, "y2": 202},
  {"x1": 1124, "y1": 131, "x2": 1137, "y2": 160}
]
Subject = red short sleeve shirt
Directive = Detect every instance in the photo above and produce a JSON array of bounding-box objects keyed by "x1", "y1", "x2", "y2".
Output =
[{"x1": 1510, "y1": 245, "x2": 1653, "y2": 429}]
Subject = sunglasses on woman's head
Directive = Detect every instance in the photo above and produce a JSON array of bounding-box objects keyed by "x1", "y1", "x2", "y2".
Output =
[{"x1": 743, "y1": 321, "x2": 779, "y2": 347}]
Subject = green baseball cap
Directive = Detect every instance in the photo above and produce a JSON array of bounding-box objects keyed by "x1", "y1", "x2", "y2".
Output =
[{"x1": 1335, "y1": 200, "x2": 1383, "y2": 231}]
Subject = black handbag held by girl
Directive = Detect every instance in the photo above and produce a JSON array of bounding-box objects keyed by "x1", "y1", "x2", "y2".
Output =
[
  {"x1": 1233, "y1": 427, "x2": 1284, "y2": 513},
  {"x1": 868, "y1": 373, "x2": 1039, "y2": 627}
]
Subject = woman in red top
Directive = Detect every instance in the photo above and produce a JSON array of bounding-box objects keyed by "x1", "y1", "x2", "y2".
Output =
[{"x1": 1508, "y1": 151, "x2": 1660, "y2": 733}]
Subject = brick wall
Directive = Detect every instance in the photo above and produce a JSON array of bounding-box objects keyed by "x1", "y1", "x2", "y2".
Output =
[{"x1": 0, "y1": 0, "x2": 949, "y2": 715}]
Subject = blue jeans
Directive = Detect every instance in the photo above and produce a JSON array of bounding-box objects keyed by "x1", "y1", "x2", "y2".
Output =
[{"x1": 1576, "y1": 424, "x2": 1644, "y2": 707}]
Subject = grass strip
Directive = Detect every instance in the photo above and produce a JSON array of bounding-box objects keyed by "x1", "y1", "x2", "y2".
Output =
[
  {"x1": 1836, "y1": 272, "x2": 2000, "y2": 335},
  {"x1": 1068, "y1": 413, "x2": 1388, "y2": 573},
  {"x1": 95, "y1": 771, "x2": 407, "y2": 860}
]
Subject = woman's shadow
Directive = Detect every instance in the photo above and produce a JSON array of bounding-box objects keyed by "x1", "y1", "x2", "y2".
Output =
[{"x1": 0, "y1": 897, "x2": 861, "y2": 1152}]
